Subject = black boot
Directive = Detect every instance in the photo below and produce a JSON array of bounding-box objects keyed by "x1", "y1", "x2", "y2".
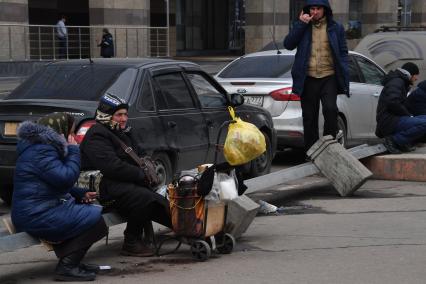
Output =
[
  {"x1": 79, "y1": 263, "x2": 100, "y2": 274},
  {"x1": 54, "y1": 249, "x2": 96, "y2": 281},
  {"x1": 121, "y1": 233, "x2": 154, "y2": 257}
]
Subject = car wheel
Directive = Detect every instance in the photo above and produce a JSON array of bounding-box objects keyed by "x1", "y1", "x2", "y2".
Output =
[
  {"x1": 247, "y1": 131, "x2": 272, "y2": 178},
  {"x1": 152, "y1": 152, "x2": 173, "y2": 187},
  {"x1": 337, "y1": 116, "x2": 347, "y2": 148},
  {"x1": 0, "y1": 185, "x2": 13, "y2": 206}
]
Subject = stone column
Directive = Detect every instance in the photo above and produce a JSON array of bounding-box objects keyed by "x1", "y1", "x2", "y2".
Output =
[
  {"x1": 329, "y1": 0, "x2": 349, "y2": 26},
  {"x1": 89, "y1": 0, "x2": 151, "y2": 58},
  {"x1": 411, "y1": 0, "x2": 426, "y2": 26},
  {"x1": 245, "y1": 0, "x2": 289, "y2": 54},
  {"x1": 0, "y1": 0, "x2": 29, "y2": 60},
  {"x1": 361, "y1": 0, "x2": 398, "y2": 35}
]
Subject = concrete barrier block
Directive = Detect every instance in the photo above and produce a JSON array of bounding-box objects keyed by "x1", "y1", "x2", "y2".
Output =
[
  {"x1": 225, "y1": 195, "x2": 260, "y2": 239},
  {"x1": 307, "y1": 136, "x2": 373, "y2": 197}
]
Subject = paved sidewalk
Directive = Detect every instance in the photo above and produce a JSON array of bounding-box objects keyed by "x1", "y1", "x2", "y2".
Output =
[{"x1": 2, "y1": 178, "x2": 426, "y2": 284}]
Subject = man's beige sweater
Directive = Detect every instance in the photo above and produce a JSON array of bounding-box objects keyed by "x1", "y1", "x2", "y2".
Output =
[{"x1": 307, "y1": 17, "x2": 335, "y2": 78}]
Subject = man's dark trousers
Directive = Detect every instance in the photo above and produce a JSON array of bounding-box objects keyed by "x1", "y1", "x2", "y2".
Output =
[
  {"x1": 393, "y1": 115, "x2": 426, "y2": 146},
  {"x1": 301, "y1": 75, "x2": 338, "y2": 152}
]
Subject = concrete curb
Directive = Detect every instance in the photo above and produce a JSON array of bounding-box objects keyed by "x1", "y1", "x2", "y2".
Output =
[
  {"x1": 362, "y1": 146, "x2": 426, "y2": 182},
  {"x1": 363, "y1": 154, "x2": 426, "y2": 182}
]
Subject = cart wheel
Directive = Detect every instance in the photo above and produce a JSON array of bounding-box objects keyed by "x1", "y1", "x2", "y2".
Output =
[
  {"x1": 217, "y1": 233, "x2": 235, "y2": 254},
  {"x1": 190, "y1": 240, "x2": 211, "y2": 261}
]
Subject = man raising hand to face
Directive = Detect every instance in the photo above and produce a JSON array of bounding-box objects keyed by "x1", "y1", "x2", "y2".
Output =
[{"x1": 284, "y1": 0, "x2": 349, "y2": 157}]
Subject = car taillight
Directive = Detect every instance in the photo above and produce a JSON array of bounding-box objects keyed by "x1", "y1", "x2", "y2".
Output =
[
  {"x1": 269, "y1": 87, "x2": 300, "y2": 101},
  {"x1": 75, "y1": 120, "x2": 96, "y2": 144}
]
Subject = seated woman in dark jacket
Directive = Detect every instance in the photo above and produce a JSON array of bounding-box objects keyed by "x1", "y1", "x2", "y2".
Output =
[
  {"x1": 11, "y1": 112, "x2": 107, "y2": 282},
  {"x1": 80, "y1": 94, "x2": 171, "y2": 257}
]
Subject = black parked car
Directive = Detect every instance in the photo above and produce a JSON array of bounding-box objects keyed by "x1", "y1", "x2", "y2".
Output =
[{"x1": 0, "y1": 58, "x2": 277, "y2": 204}]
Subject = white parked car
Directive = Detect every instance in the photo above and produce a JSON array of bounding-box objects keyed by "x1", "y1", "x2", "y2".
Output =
[{"x1": 215, "y1": 49, "x2": 385, "y2": 149}]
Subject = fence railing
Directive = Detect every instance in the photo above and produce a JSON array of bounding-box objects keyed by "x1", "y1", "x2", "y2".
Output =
[{"x1": 0, "y1": 24, "x2": 169, "y2": 61}]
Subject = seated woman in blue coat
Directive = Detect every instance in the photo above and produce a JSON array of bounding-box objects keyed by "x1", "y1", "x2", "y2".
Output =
[{"x1": 11, "y1": 112, "x2": 107, "y2": 282}]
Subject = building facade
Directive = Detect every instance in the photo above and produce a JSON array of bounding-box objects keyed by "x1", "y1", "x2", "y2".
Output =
[{"x1": 0, "y1": 0, "x2": 425, "y2": 60}]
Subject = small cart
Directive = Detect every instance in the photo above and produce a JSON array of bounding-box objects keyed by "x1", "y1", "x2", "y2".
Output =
[{"x1": 165, "y1": 180, "x2": 236, "y2": 261}]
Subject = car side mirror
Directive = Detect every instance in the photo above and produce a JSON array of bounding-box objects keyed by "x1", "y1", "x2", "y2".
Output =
[{"x1": 229, "y1": 93, "x2": 244, "y2": 107}]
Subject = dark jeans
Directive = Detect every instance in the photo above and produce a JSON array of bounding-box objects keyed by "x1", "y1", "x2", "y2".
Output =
[
  {"x1": 57, "y1": 36, "x2": 67, "y2": 58},
  {"x1": 124, "y1": 200, "x2": 172, "y2": 238},
  {"x1": 53, "y1": 218, "x2": 107, "y2": 258},
  {"x1": 392, "y1": 115, "x2": 426, "y2": 146},
  {"x1": 301, "y1": 75, "x2": 338, "y2": 152}
]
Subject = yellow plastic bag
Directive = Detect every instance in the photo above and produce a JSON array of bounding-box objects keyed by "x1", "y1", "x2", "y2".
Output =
[{"x1": 223, "y1": 107, "x2": 266, "y2": 166}]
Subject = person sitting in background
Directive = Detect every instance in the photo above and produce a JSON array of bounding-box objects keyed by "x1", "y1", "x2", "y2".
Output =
[
  {"x1": 375, "y1": 62, "x2": 426, "y2": 153},
  {"x1": 80, "y1": 94, "x2": 171, "y2": 257},
  {"x1": 11, "y1": 112, "x2": 107, "y2": 282},
  {"x1": 405, "y1": 80, "x2": 426, "y2": 116}
]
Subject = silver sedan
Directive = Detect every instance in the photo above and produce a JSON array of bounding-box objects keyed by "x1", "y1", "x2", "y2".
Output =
[{"x1": 215, "y1": 49, "x2": 385, "y2": 149}]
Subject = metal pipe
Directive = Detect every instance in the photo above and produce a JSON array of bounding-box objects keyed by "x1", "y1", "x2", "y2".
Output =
[
  {"x1": 114, "y1": 28, "x2": 117, "y2": 57},
  {"x1": 136, "y1": 29, "x2": 139, "y2": 57},
  {"x1": 125, "y1": 28, "x2": 128, "y2": 58},
  {"x1": 166, "y1": 0, "x2": 170, "y2": 57},
  {"x1": 273, "y1": 0, "x2": 276, "y2": 39},
  {"x1": 24, "y1": 26, "x2": 28, "y2": 60},
  {"x1": 79, "y1": 27, "x2": 82, "y2": 59},
  {"x1": 8, "y1": 26, "x2": 12, "y2": 60},
  {"x1": 38, "y1": 26, "x2": 41, "y2": 61},
  {"x1": 52, "y1": 26, "x2": 56, "y2": 60}
]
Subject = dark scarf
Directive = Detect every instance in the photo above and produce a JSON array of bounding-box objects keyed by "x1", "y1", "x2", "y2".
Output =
[{"x1": 95, "y1": 109, "x2": 131, "y2": 133}]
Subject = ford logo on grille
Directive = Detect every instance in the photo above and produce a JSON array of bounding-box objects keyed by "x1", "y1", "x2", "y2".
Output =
[{"x1": 237, "y1": 88, "x2": 247, "y2": 94}]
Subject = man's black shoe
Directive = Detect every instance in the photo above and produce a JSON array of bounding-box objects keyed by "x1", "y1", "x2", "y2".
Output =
[
  {"x1": 398, "y1": 143, "x2": 416, "y2": 153},
  {"x1": 383, "y1": 137, "x2": 402, "y2": 154}
]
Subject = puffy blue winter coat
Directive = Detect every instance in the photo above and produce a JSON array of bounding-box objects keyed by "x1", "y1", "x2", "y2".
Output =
[
  {"x1": 283, "y1": 0, "x2": 349, "y2": 96},
  {"x1": 11, "y1": 121, "x2": 102, "y2": 242}
]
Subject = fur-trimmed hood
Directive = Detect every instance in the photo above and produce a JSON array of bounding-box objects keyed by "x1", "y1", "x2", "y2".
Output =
[{"x1": 17, "y1": 121, "x2": 68, "y2": 157}]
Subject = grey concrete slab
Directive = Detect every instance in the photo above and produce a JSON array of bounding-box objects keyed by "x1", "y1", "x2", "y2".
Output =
[{"x1": 245, "y1": 144, "x2": 386, "y2": 195}]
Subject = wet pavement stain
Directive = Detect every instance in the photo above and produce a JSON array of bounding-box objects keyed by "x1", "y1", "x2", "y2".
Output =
[
  {"x1": 148, "y1": 258, "x2": 196, "y2": 265},
  {"x1": 107, "y1": 257, "x2": 198, "y2": 277}
]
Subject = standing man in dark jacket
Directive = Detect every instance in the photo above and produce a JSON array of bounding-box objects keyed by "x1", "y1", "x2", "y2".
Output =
[
  {"x1": 283, "y1": 0, "x2": 349, "y2": 155},
  {"x1": 98, "y1": 28, "x2": 114, "y2": 58},
  {"x1": 375, "y1": 62, "x2": 426, "y2": 153}
]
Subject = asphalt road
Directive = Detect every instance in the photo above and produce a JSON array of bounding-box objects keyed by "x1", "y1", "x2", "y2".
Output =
[{"x1": 2, "y1": 179, "x2": 426, "y2": 283}]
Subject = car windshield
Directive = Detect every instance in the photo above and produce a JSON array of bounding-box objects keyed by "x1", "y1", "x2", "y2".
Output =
[
  {"x1": 218, "y1": 55, "x2": 294, "y2": 78},
  {"x1": 6, "y1": 64, "x2": 135, "y2": 101}
]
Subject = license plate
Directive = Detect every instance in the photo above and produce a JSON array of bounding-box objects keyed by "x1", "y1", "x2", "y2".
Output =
[
  {"x1": 244, "y1": 96, "x2": 263, "y2": 106},
  {"x1": 4, "y1": 122, "x2": 19, "y2": 136}
]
